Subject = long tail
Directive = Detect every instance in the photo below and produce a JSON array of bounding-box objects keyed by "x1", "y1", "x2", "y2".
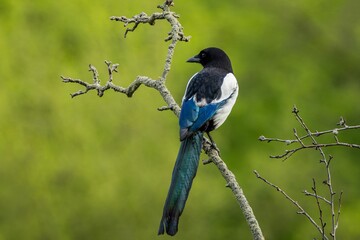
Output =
[{"x1": 158, "y1": 132, "x2": 203, "y2": 236}]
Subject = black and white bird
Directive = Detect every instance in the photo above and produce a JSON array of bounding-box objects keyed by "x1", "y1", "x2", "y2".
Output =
[{"x1": 158, "y1": 47, "x2": 239, "y2": 236}]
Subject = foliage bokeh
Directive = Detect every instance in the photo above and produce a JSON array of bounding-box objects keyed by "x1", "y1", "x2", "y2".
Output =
[{"x1": 0, "y1": 0, "x2": 359, "y2": 239}]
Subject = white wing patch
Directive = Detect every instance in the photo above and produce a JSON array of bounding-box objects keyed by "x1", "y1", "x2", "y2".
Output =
[
  {"x1": 212, "y1": 73, "x2": 239, "y2": 129},
  {"x1": 213, "y1": 73, "x2": 238, "y2": 104}
]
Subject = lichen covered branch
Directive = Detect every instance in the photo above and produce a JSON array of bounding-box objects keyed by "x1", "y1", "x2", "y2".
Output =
[
  {"x1": 62, "y1": 3, "x2": 191, "y2": 115},
  {"x1": 110, "y1": 4, "x2": 190, "y2": 42},
  {"x1": 204, "y1": 145, "x2": 264, "y2": 240}
]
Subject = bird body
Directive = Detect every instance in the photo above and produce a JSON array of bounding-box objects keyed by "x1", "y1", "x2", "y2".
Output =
[{"x1": 158, "y1": 47, "x2": 238, "y2": 236}]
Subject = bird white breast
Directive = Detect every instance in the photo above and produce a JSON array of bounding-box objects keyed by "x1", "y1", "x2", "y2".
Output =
[{"x1": 212, "y1": 73, "x2": 238, "y2": 129}]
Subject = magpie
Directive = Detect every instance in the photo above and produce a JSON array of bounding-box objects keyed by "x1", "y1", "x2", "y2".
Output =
[{"x1": 158, "y1": 47, "x2": 239, "y2": 236}]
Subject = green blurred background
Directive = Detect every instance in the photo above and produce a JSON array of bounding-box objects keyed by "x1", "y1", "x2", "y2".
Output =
[{"x1": 0, "y1": 0, "x2": 359, "y2": 239}]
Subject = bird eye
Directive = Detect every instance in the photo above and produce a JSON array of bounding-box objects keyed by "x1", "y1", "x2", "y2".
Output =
[{"x1": 200, "y1": 52, "x2": 206, "y2": 59}]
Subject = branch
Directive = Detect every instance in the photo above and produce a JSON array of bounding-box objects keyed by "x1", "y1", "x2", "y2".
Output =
[
  {"x1": 110, "y1": 7, "x2": 189, "y2": 43},
  {"x1": 259, "y1": 106, "x2": 360, "y2": 161},
  {"x1": 61, "y1": 3, "x2": 188, "y2": 116},
  {"x1": 62, "y1": 63, "x2": 160, "y2": 97},
  {"x1": 203, "y1": 142, "x2": 264, "y2": 240}
]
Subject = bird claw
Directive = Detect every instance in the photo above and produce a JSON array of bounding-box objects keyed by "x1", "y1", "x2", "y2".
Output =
[
  {"x1": 204, "y1": 132, "x2": 221, "y2": 156},
  {"x1": 210, "y1": 142, "x2": 221, "y2": 155}
]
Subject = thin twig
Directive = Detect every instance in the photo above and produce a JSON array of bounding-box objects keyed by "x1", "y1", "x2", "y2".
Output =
[
  {"x1": 254, "y1": 170, "x2": 327, "y2": 239},
  {"x1": 311, "y1": 179, "x2": 327, "y2": 240},
  {"x1": 334, "y1": 191, "x2": 343, "y2": 234},
  {"x1": 303, "y1": 190, "x2": 331, "y2": 205},
  {"x1": 324, "y1": 155, "x2": 337, "y2": 239},
  {"x1": 265, "y1": 141, "x2": 360, "y2": 161}
]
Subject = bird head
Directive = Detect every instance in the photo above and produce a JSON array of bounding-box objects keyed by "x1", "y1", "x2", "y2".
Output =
[{"x1": 187, "y1": 47, "x2": 233, "y2": 72}]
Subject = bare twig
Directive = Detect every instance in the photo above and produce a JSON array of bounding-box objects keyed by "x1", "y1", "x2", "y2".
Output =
[
  {"x1": 263, "y1": 141, "x2": 360, "y2": 161},
  {"x1": 259, "y1": 106, "x2": 360, "y2": 161},
  {"x1": 311, "y1": 179, "x2": 327, "y2": 240},
  {"x1": 334, "y1": 191, "x2": 343, "y2": 235},
  {"x1": 254, "y1": 170, "x2": 327, "y2": 239},
  {"x1": 303, "y1": 190, "x2": 331, "y2": 205},
  {"x1": 323, "y1": 155, "x2": 337, "y2": 239}
]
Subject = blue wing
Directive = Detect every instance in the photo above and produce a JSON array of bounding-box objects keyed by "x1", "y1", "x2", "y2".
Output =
[{"x1": 179, "y1": 97, "x2": 221, "y2": 140}]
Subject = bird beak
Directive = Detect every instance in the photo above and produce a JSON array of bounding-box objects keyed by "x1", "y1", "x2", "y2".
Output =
[{"x1": 187, "y1": 54, "x2": 200, "y2": 63}]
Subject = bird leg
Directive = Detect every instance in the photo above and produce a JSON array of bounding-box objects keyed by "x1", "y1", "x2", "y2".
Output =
[{"x1": 206, "y1": 132, "x2": 220, "y2": 155}]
